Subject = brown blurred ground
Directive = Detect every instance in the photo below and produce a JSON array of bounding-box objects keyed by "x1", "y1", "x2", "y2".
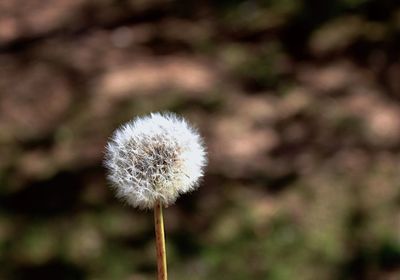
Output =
[{"x1": 1, "y1": 1, "x2": 400, "y2": 280}]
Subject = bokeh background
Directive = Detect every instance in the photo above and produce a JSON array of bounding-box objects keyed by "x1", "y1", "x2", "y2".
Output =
[{"x1": 1, "y1": 1, "x2": 400, "y2": 279}]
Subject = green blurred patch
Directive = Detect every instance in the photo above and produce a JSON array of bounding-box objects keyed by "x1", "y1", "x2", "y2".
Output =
[{"x1": 225, "y1": 42, "x2": 289, "y2": 91}]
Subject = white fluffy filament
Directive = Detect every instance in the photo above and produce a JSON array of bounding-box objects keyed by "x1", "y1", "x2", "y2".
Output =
[{"x1": 104, "y1": 112, "x2": 207, "y2": 209}]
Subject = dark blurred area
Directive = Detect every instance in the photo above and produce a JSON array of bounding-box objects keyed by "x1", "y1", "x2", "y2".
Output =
[{"x1": 1, "y1": 0, "x2": 400, "y2": 279}]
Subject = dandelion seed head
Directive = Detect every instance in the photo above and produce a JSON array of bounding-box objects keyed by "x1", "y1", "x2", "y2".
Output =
[{"x1": 104, "y1": 112, "x2": 207, "y2": 209}]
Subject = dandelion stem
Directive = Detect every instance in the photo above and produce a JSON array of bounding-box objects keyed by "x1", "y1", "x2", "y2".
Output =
[{"x1": 154, "y1": 200, "x2": 168, "y2": 280}]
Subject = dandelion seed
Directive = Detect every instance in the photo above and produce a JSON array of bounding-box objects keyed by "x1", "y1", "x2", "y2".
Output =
[
  {"x1": 104, "y1": 112, "x2": 207, "y2": 209},
  {"x1": 104, "y1": 112, "x2": 207, "y2": 279}
]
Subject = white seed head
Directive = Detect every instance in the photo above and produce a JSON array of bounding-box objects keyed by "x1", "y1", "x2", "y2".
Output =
[{"x1": 104, "y1": 112, "x2": 207, "y2": 209}]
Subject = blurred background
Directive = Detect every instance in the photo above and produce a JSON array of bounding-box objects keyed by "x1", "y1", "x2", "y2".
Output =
[{"x1": 1, "y1": 0, "x2": 400, "y2": 279}]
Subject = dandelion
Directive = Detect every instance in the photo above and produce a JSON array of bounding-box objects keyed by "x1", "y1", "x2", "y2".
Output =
[{"x1": 104, "y1": 112, "x2": 207, "y2": 280}]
